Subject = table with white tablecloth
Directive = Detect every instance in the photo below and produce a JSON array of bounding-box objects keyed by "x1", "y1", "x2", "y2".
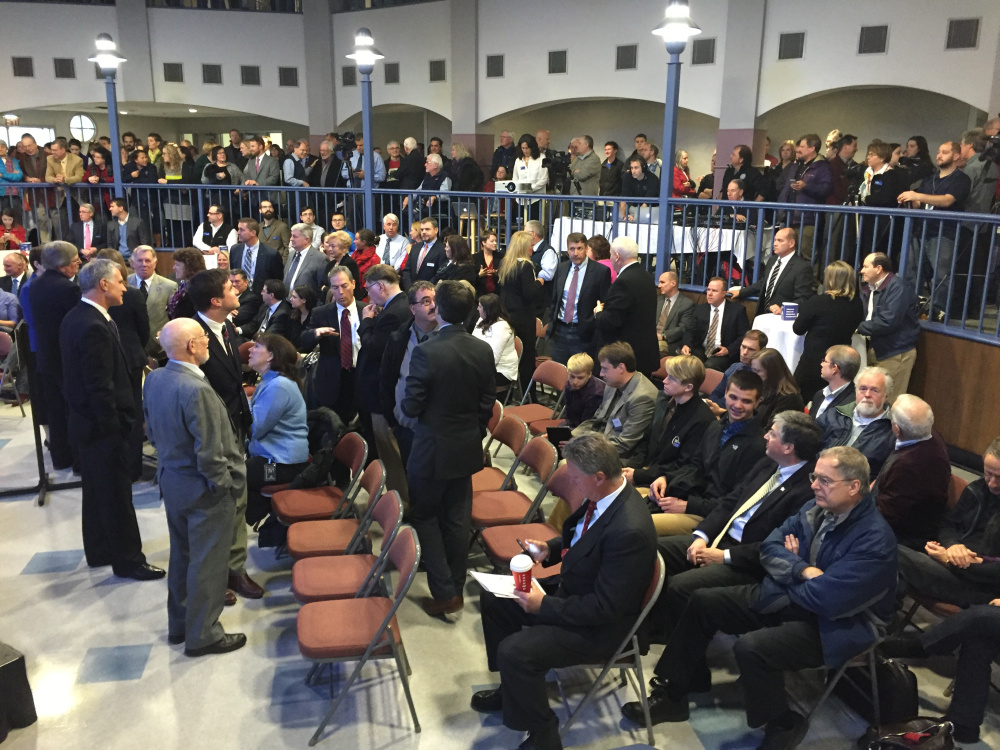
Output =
[{"x1": 751, "y1": 313, "x2": 867, "y2": 373}]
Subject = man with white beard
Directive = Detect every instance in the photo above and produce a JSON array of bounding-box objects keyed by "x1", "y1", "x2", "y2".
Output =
[{"x1": 819, "y1": 366, "x2": 895, "y2": 476}]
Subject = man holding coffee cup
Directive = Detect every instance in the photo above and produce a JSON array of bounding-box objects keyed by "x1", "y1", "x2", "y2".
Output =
[{"x1": 472, "y1": 432, "x2": 657, "y2": 750}]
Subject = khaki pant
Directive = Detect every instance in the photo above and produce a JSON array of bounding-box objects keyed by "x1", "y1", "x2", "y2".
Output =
[{"x1": 868, "y1": 347, "x2": 917, "y2": 396}]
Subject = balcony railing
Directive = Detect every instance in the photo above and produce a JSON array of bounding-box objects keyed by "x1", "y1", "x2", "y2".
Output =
[{"x1": 145, "y1": 0, "x2": 301, "y2": 12}]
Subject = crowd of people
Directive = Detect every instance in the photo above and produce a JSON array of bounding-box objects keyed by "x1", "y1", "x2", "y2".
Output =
[{"x1": 2, "y1": 116, "x2": 999, "y2": 750}]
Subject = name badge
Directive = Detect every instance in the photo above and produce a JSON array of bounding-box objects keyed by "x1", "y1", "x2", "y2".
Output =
[
  {"x1": 611, "y1": 417, "x2": 623, "y2": 432},
  {"x1": 671, "y1": 436, "x2": 681, "y2": 448},
  {"x1": 426, "y1": 262, "x2": 436, "y2": 268}
]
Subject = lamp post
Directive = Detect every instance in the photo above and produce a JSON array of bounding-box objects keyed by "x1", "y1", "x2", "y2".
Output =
[
  {"x1": 652, "y1": 1, "x2": 700, "y2": 277},
  {"x1": 89, "y1": 33, "x2": 126, "y2": 200},
  {"x1": 346, "y1": 28, "x2": 384, "y2": 231}
]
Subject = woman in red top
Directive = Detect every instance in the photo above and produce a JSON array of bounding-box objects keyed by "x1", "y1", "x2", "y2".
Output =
[
  {"x1": 84, "y1": 146, "x2": 114, "y2": 214},
  {"x1": 672, "y1": 149, "x2": 696, "y2": 197},
  {"x1": 351, "y1": 227, "x2": 380, "y2": 299},
  {"x1": 0, "y1": 208, "x2": 26, "y2": 249}
]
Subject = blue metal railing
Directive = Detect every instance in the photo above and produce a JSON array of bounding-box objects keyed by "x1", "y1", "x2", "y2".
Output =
[{"x1": 2, "y1": 181, "x2": 996, "y2": 344}]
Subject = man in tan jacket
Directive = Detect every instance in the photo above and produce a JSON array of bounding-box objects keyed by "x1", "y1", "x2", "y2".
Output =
[{"x1": 44, "y1": 137, "x2": 84, "y2": 243}]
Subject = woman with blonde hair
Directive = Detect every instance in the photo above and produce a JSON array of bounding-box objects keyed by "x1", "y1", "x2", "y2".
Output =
[
  {"x1": 158, "y1": 143, "x2": 196, "y2": 245},
  {"x1": 497, "y1": 230, "x2": 539, "y2": 390},
  {"x1": 791, "y1": 259, "x2": 865, "y2": 397}
]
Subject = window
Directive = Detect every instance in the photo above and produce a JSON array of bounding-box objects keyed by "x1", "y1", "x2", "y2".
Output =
[
  {"x1": 54, "y1": 58, "x2": 76, "y2": 79},
  {"x1": 858, "y1": 25, "x2": 888, "y2": 55},
  {"x1": 691, "y1": 37, "x2": 716, "y2": 65},
  {"x1": 778, "y1": 32, "x2": 805, "y2": 60},
  {"x1": 12, "y1": 57, "x2": 33, "y2": 78},
  {"x1": 241, "y1": 65, "x2": 261, "y2": 86},
  {"x1": 384, "y1": 62, "x2": 400, "y2": 84},
  {"x1": 615, "y1": 44, "x2": 638, "y2": 71},
  {"x1": 429, "y1": 59, "x2": 446, "y2": 82},
  {"x1": 548, "y1": 50, "x2": 567, "y2": 75},
  {"x1": 946, "y1": 18, "x2": 979, "y2": 50},
  {"x1": 69, "y1": 114, "x2": 96, "y2": 142},
  {"x1": 342, "y1": 66, "x2": 356, "y2": 87},
  {"x1": 485, "y1": 54, "x2": 504, "y2": 78},
  {"x1": 163, "y1": 62, "x2": 183, "y2": 83},
  {"x1": 202, "y1": 64, "x2": 223, "y2": 85},
  {"x1": 278, "y1": 67, "x2": 298, "y2": 87}
]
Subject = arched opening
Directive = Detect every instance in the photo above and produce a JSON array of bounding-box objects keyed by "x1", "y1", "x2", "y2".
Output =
[{"x1": 336, "y1": 103, "x2": 452, "y2": 155}]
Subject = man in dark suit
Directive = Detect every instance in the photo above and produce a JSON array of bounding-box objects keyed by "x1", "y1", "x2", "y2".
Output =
[
  {"x1": 730, "y1": 227, "x2": 814, "y2": 318},
  {"x1": 395, "y1": 137, "x2": 426, "y2": 191},
  {"x1": 228, "y1": 269, "x2": 261, "y2": 332},
  {"x1": 60, "y1": 258, "x2": 163, "y2": 580},
  {"x1": 299, "y1": 267, "x2": 363, "y2": 422},
  {"x1": 0, "y1": 251, "x2": 30, "y2": 299},
  {"x1": 546, "y1": 232, "x2": 612, "y2": 364},
  {"x1": 188, "y1": 269, "x2": 263, "y2": 602},
  {"x1": 649, "y1": 410, "x2": 821, "y2": 633},
  {"x1": 655, "y1": 270, "x2": 694, "y2": 356},
  {"x1": 28, "y1": 241, "x2": 81, "y2": 470},
  {"x1": 70, "y1": 203, "x2": 107, "y2": 261},
  {"x1": 143, "y1": 318, "x2": 247, "y2": 656},
  {"x1": 592, "y1": 237, "x2": 659, "y2": 377},
  {"x1": 401, "y1": 280, "x2": 495, "y2": 616},
  {"x1": 683, "y1": 276, "x2": 750, "y2": 371},
  {"x1": 472, "y1": 432, "x2": 658, "y2": 750},
  {"x1": 239, "y1": 279, "x2": 292, "y2": 340},
  {"x1": 356, "y1": 264, "x2": 412, "y2": 462},
  {"x1": 401, "y1": 217, "x2": 446, "y2": 289},
  {"x1": 807, "y1": 344, "x2": 858, "y2": 430},
  {"x1": 229, "y1": 218, "x2": 284, "y2": 295},
  {"x1": 106, "y1": 198, "x2": 152, "y2": 261}
]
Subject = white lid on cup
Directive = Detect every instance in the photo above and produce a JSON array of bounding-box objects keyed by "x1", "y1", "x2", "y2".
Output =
[{"x1": 510, "y1": 554, "x2": 533, "y2": 573}]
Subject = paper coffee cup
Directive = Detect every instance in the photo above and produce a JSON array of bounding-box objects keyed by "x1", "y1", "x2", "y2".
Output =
[{"x1": 511, "y1": 553, "x2": 533, "y2": 593}]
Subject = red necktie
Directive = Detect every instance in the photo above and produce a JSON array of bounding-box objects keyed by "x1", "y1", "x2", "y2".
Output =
[
  {"x1": 340, "y1": 307, "x2": 352, "y2": 369},
  {"x1": 256, "y1": 156, "x2": 261, "y2": 171},
  {"x1": 581, "y1": 500, "x2": 597, "y2": 534},
  {"x1": 84, "y1": 222, "x2": 91, "y2": 248},
  {"x1": 562, "y1": 263, "x2": 579, "y2": 324}
]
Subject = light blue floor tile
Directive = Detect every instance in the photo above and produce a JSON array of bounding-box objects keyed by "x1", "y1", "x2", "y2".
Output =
[
  {"x1": 20, "y1": 549, "x2": 84, "y2": 574},
  {"x1": 77, "y1": 644, "x2": 152, "y2": 683}
]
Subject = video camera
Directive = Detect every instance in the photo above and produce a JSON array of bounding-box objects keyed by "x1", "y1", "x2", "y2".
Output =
[
  {"x1": 544, "y1": 150, "x2": 573, "y2": 193},
  {"x1": 333, "y1": 132, "x2": 357, "y2": 161},
  {"x1": 984, "y1": 134, "x2": 1000, "y2": 165}
]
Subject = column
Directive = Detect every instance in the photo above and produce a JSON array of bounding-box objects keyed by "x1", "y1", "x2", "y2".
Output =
[
  {"x1": 302, "y1": 0, "x2": 337, "y2": 145},
  {"x1": 449, "y1": 0, "x2": 493, "y2": 168},
  {"x1": 114, "y1": 0, "x2": 155, "y2": 103}
]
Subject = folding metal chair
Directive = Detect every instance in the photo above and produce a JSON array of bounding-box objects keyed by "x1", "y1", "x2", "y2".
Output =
[{"x1": 271, "y1": 432, "x2": 368, "y2": 524}]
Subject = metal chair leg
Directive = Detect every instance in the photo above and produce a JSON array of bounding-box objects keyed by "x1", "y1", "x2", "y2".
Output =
[
  {"x1": 869, "y1": 650, "x2": 881, "y2": 727},
  {"x1": 309, "y1": 659, "x2": 366, "y2": 746},
  {"x1": 392, "y1": 640, "x2": 421, "y2": 732}
]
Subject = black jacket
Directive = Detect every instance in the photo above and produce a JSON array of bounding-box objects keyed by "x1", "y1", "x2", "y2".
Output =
[
  {"x1": 740, "y1": 253, "x2": 815, "y2": 315},
  {"x1": 232, "y1": 288, "x2": 262, "y2": 330},
  {"x1": 402, "y1": 239, "x2": 446, "y2": 289},
  {"x1": 229, "y1": 242, "x2": 285, "y2": 295},
  {"x1": 245, "y1": 299, "x2": 292, "y2": 340},
  {"x1": 194, "y1": 315, "x2": 252, "y2": 439},
  {"x1": 299, "y1": 300, "x2": 363, "y2": 410},
  {"x1": 356, "y1": 292, "x2": 413, "y2": 414},
  {"x1": 685, "y1": 300, "x2": 750, "y2": 364},
  {"x1": 547, "y1": 259, "x2": 612, "y2": 347},
  {"x1": 395, "y1": 149, "x2": 426, "y2": 190},
  {"x1": 938, "y1": 478, "x2": 1000, "y2": 554},
  {"x1": 593, "y1": 262, "x2": 659, "y2": 377},
  {"x1": 108, "y1": 287, "x2": 150, "y2": 371},
  {"x1": 599, "y1": 159, "x2": 625, "y2": 197},
  {"x1": 70, "y1": 220, "x2": 107, "y2": 252},
  {"x1": 28, "y1": 270, "x2": 80, "y2": 374},
  {"x1": 629, "y1": 395, "x2": 716, "y2": 487}
]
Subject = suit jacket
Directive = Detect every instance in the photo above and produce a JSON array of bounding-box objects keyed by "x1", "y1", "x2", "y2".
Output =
[
  {"x1": 242, "y1": 153, "x2": 281, "y2": 187},
  {"x1": 356, "y1": 291, "x2": 412, "y2": 414},
  {"x1": 229, "y1": 242, "x2": 284, "y2": 294},
  {"x1": 401, "y1": 239, "x2": 446, "y2": 289},
  {"x1": 45, "y1": 152, "x2": 84, "y2": 196},
  {"x1": 143, "y1": 361, "x2": 247, "y2": 504},
  {"x1": 655, "y1": 292, "x2": 695, "y2": 347},
  {"x1": 548, "y1": 259, "x2": 612, "y2": 346},
  {"x1": 308, "y1": 156, "x2": 349, "y2": 189},
  {"x1": 28, "y1": 269, "x2": 80, "y2": 374},
  {"x1": 575, "y1": 371, "x2": 658, "y2": 460},
  {"x1": 395, "y1": 149, "x2": 426, "y2": 190},
  {"x1": 685, "y1": 300, "x2": 750, "y2": 362},
  {"x1": 245, "y1": 298, "x2": 292, "y2": 339},
  {"x1": 194, "y1": 314, "x2": 252, "y2": 439},
  {"x1": 283, "y1": 248, "x2": 328, "y2": 295},
  {"x1": 741, "y1": 253, "x2": 815, "y2": 314},
  {"x1": 0, "y1": 271, "x2": 30, "y2": 299},
  {"x1": 232, "y1": 288, "x2": 262, "y2": 330},
  {"x1": 538, "y1": 483, "x2": 657, "y2": 638},
  {"x1": 299, "y1": 300, "x2": 364, "y2": 410},
  {"x1": 875, "y1": 430, "x2": 951, "y2": 547},
  {"x1": 400, "y1": 324, "x2": 495, "y2": 480},
  {"x1": 70, "y1": 220, "x2": 107, "y2": 252},
  {"x1": 108, "y1": 287, "x2": 150, "y2": 371},
  {"x1": 630, "y1": 394, "x2": 716, "y2": 486},
  {"x1": 127, "y1": 272, "x2": 176, "y2": 358},
  {"x1": 696, "y1": 457, "x2": 816, "y2": 571},
  {"x1": 593, "y1": 262, "x2": 659, "y2": 376},
  {"x1": 106, "y1": 214, "x2": 152, "y2": 253},
  {"x1": 59, "y1": 301, "x2": 135, "y2": 444},
  {"x1": 258, "y1": 221, "x2": 291, "y2": 262}
]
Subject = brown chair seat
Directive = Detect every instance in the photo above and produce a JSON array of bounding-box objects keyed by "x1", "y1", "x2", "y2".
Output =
[
  {"x1": 472, "y1": 466, "x2": 507, "y2": 494},
  {"x1": 528, "y1": 418, "x2": 563, "y2": 436},
  {"x1": 272, "y1": 486, "x2": 345, "y2": 524},
  {"x1": 471, "y1": 490, "x2": 532, "y2": 527},
  {"x1": 287, "y1": 518, "x2": 360, "y2": 559},
  {"x1": 260, "y1": 482, "x2": 291, "y2": 498},
  {"x1": 298, "y1": 598, "x2": 400, "y2": 660},
  {"x1": 292, "y1": 554, "x2": 378, "y2": 603},
  {"x1": 504, "y1": 403, "x2": 556, "y2": 425},
  {"x1": 481, "y1": 522, "x2": 559, "y2": 566},
  {"x1": 535, "y1": 560, "x2": 561, "y2": 579}
]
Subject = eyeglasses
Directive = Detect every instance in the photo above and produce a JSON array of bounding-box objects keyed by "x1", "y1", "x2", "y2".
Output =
[
  {"x1": 188, "y1": 332, "x2": 210, "y2": 346},
  {"x1": 809, "y1": 473, "x2": 850, "y2": 488},
  {"x1": 414, "y1": 297, "x2": 435, "y2": 307}
]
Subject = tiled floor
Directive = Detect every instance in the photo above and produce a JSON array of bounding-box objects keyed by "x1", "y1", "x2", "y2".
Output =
[{"x1": 1, "y1": 403, "x2": 998, "y2": 749}]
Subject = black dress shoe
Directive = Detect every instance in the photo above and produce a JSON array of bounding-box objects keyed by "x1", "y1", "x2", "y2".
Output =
[
  {"x1": 879, "y1": 634, "x2": 928, "y2": 659},
  {"x1": 759, "y1": 711, "x2": 808, "y2": 750},
  {"x1": 224, "y1": 589, "x2": 237, "y2": 607},
  {"x1": 168, "y1": 633, "x2": 185, "y2": 645},
  {"x1": 622, "y1": 686, "x2": 689, "y2": 726},
  {"x1": 470, "y1": 687, "x2": 502, "y2": 713},
  {"x1": 114, "y1": 563, "x2": 166, "y2": 581},
  {"x1": 185, "y1": 632, "x2": 247, "y2": 657},
  {"x1": 515, "y1": 724, "x2": 562, "y2": 750}
]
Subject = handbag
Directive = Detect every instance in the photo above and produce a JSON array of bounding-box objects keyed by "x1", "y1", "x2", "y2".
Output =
[
  {"x1": 831, "y1": 656, "x2": 918, "y2": 726},
  {"x1": 858, "y1": 718, "x2": 955, "y2": 749}
]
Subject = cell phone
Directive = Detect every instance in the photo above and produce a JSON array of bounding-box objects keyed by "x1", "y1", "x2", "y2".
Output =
[{"x1": 515, "y1": 538, "x2": 529, "y2": 555}]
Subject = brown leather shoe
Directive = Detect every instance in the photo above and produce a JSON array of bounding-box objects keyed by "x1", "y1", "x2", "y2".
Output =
[
  {"x1": 224, "y1": 589, "x2": 237, "y2": 606},
  {"x1": 228, "y1": 572, "x2": 265, "y2": 599},
  {"x1": 421, "y1": 595, "x2": 463, "y2": 617}
]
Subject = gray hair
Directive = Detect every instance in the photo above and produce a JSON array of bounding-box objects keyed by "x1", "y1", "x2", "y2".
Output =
[
  {"x1": 611, "y1": 236, "x2": 639, "y2": 261},
  {"x1": 403, "y1": 136, "x2": 417, "y2": 150},
  {"x1": 890, "y1": 394, "x2": 934, "y2": 441},
  {"x1": 961, "y1": 128, "x2": 987, "y2": 153},
  {"x1": 818, "y1": 446, "x2": 871, "y2": 490},
  {"x1": 452, "y1": 143, "x2": 471, "y2": 160},
  {"x1": 78, "y1": 202, "x2": 95, "y2": 215},
  {"x1": 426, "y1": 153, "x2": 443, "y2": 169},
  {"x1": 562, "y1": 432, "x2": 622, "y2": 479},
  {"x1": 525, "y1": 219, "x2": 546, "y2": 239},
  {"x1": 78, "y1": 258, "x2": 119, "y2": 293},
  {"x1": 41, "y1": 241, "x2": 79, "y2": 270},
  {"x1": 383, "y1": 213, "x2": 400, "y2": 225},
  {"x1": 857, "y1": 365, "x2": 894, "y2": 401},
  {"x1": 825, "y1": 345, "x2": 861, "y2": 381},
  {"x1": 290, "y1": 222, "x2": 313, "y2": 236},
  {"x1": 320, "y1": 139, "x2": 335, "y2": 153},
  {"x1": 387, "y1": 140, "x2": 400, "y2": 149}
]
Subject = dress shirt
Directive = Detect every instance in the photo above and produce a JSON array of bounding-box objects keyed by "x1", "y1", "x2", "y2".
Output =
[
  {"x1": 243, "y1": 243, "x2": 260, "y2": 280},
  {"x1": 81, "y1": 297, "x2": 111, "y2": 322},
  {"x1": 117, "y1": 218, "x2": 129, "y2": 256},
  {"x1": 196, "y1": 312, "x2": 227, "y2": 350},
  {"x1": 258, "y1": 300, "x2": 280, "y2": 332},
  {"x1": 765, "y1": 254, "x2": 791, "y2": 297},
  {"x1": 340, "y1": 149, "x2": 386, "y2": 187},
  {"x1": 533, "y1": 240, "x2": 559, "y2": 282},
  {"x1": 282, "y1": 158, "x2": 311, "y2": 187},
  {"x1": 705, "y1": 302, "x2": 724, "y2": 350},
  {"x1": 169, "y1": 359, "x2": 206, "y2": 379},
  {"x1": 866, "y1": 274, "x2": 888, "y2": 321},
  {"x1": 847, "y1": 409, "x2": 887, "y2": 446},
  {"x1": 0, "y1": 289, "x2": 20, "y2": 325},
  {"x1": 816, "y1": 382, "x2": 851, "y2": 418},
  {"x1": 569, "y1": 476, "x2": 627, "y2": 547},
  {"x1": 378, "y1": 233, "x2": 409, "y2": 270},
  {"x1": 81, "y1": 220, "x2": 95, "y2": 247},
  {"x1": 895, "y1": 435, "x2": 933, "y2": 450},
  {"x1": 559, "y1": 258, "x2": 589, "y2": 323},
  {"x1": 337, "y1": 302, "x2": 361, "y2": 366}
]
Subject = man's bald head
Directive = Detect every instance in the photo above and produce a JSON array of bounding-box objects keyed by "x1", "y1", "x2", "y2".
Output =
[
  {"x1": 890, "y1": 394, "x2": 935, "y2": 441},
  {"x1": 159, "y1": 318, "x2": 204, "y2": 361}
]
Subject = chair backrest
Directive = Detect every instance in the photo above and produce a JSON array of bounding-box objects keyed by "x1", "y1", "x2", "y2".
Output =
[
  {"x1": 513, "y1": 336, "x2": 523, "y2": 360},
  {"x1": 518, "y1": 436, "x2": 559, "y2": 485},
  {"x1": 488, "y1": 401, "x2": 503, "y2": 434},
  {"x1": 609, "y1": 553, "x2": 665, "y2": 660},
  {"x1": 358, "y1": 491, "x2": 405, "y2": 597},
  {"x1": 700, "y1": 368, "x2": 724, "y2": 396},
  {"x1": 492, "y1": 414, "x2": 529, "y2": 457},
  {"x1": 535, "y1": 317, "x2": 545, "y2": 338},
  {"x1": 387, "y1": 525, "x2": 420, "y2": 600},
  {"x1": 0, "y1": 332, "x2": 11, "y2": 360},
  {"x1": 359, "y1": 460, "x2": 386, "y2": 505},
  {"x1": 238, "y1": 340, "x2": 253, "y2": 366},
  {"x1": 947, "y1": 474, "x2": 969, "y2": 509},
  {"x1": 333, "y1": 432, "x2": 368, "y2": 478},
  {"x1": 531, "y1": 359, "x2": 568, "y2": 392},
  {"x1": 546, "y1": 464, "x2": 585, "y2": 513}
]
